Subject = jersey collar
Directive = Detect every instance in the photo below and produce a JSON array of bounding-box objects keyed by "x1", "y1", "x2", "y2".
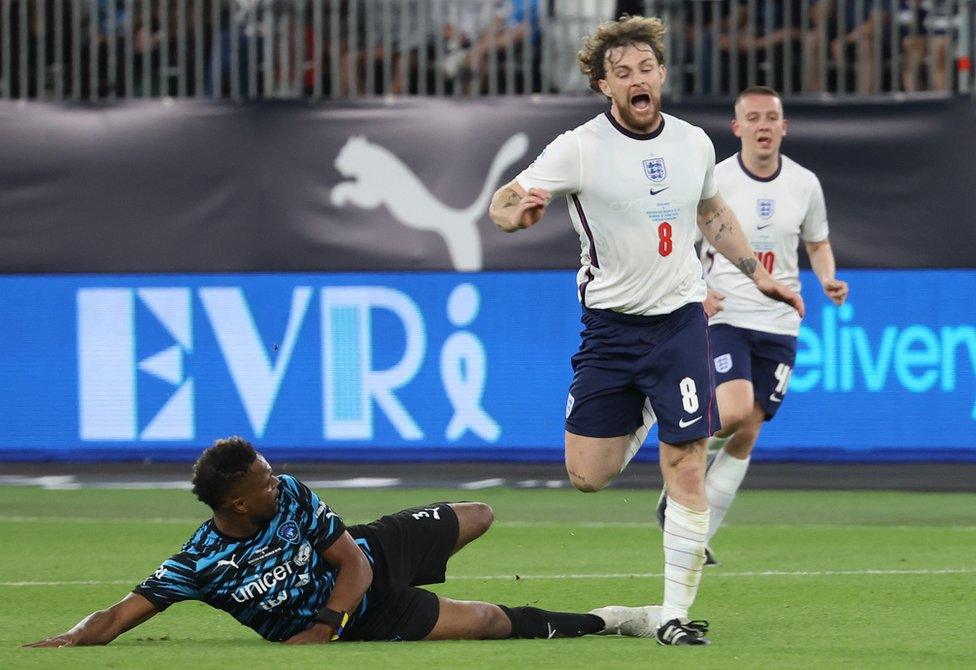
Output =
[
  {"x1": 604, "y1": 110, "x2": 665, "y2": 140},
  {"x1": 737, "y1": 152, "x2": 782, "y2": 182}
]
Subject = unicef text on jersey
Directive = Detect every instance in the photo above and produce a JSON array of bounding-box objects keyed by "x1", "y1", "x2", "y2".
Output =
[{"x1": 0, "y1": 271, "x2": 973, "y2": 461}]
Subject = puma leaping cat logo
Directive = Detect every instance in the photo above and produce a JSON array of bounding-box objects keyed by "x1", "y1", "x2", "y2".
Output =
[
  {"x1": 216, "y1": 554, "x2": 240, "y2": 569},
  {"x1": 330, "y1": 133, "x2": 529, "y2": 271}
]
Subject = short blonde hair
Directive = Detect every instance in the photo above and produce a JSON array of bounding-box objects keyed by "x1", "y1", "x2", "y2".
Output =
[
  {"x1": 734, "y1": 85, "x2": 783, "y2": 115},
  {"x1": 578, "y1": 15, "x2": 667, "y2": 94}
]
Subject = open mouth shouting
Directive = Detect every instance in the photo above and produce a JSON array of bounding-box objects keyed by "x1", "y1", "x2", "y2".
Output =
[{"x1": 630, "y1": 91, "x2": 652, "y2": 112}]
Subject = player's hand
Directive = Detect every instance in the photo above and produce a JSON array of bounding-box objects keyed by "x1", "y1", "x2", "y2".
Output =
[
  {"x1": 283, "y1": 623, "x2": 335, "y2": 645},
  {"x1": 703, "y1": 289, "x2": 725, "y2": 318},
  {"x1": 756, "y1": 277, "x2": 805, "y2": 318},
  {"x1": 822, "y1": 278, "x2": 848, "y2": 306},
  {"x1": 23, "y1": 634, "x2": 75, "y2": 648},
  {"x1": 509, "y1": 188, "x2": 550, "y2": 231}
]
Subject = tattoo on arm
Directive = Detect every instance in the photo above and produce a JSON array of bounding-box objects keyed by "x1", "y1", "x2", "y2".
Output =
[
  {"x1": 737, "y1": 256, "x2": 758, "y2": 277},
  {"x1": 700, "y1": 205, "x2": 727, "y2": 228},
  {"x1": 713, "y1": 221, "x2": 730, "y2": 242},
  {"x1": 495, "y1": 187, "x2": 522, "y2": 211}
]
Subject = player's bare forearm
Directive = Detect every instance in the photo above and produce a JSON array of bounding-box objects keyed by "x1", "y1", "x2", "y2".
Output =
[
  {"x1": 699, "y1": 193, "x2": 805, "y2": 316},
  {"x1": 490, "y1": 180, "x2": 549, "y2": 232},
  {"x1": 323, "y1": 554, "x2": 372, "y2": 620},
  {"x1": 489, "y1": 181, "x2": 526, "y2": 232},
  {"x1": 806, "y1": 238, "x2": 848, "y2": 306},
  {"x1": 284, "y1": 532, "x2": 373, "y2": 645},
  {"x1": 23, "y1": 611, "x2": 113, "y2": 647},
  {"x1": 24, "y1": 594, "x2": 158, "y2": 647},
  {"x1": 805, "y1": 238, "x2": 836, "y2": 285},
  {"x1": 697, "y1": 194, "x2": 763, "y2": 281}
]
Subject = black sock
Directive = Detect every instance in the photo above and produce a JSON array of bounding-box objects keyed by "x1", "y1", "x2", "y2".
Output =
[{"x1": 498, "y1": 605, "x2": 604, "y2": 639}]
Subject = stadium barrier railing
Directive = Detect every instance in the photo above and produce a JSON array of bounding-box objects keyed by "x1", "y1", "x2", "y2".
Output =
[{"x1": 0, "y1": 1, "x2": 973, "y2": 101}]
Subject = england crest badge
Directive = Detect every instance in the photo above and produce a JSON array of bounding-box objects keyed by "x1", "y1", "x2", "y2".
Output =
[
  {"x1": 757, "y1": 199, "x2": 775, "y2": 219},
  {"x1": 643, "y1": 157, "x2": 667, "y2": 183},
  {"x1": 714, "y1": 353, "x2": 733, "y2": 374}
]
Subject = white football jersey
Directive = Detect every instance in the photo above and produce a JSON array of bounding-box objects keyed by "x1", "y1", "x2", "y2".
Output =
[
  {"x1": 515, "y1": 111, "x2": 716, "y2": 316},
  {"x1": 702, "y1": 153, "x2": 829, "y2": 336}
]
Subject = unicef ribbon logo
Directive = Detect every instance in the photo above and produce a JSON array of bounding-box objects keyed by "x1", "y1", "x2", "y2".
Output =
[{"x1": 440, "y1": 284, "x2": 500, "y2": 442}]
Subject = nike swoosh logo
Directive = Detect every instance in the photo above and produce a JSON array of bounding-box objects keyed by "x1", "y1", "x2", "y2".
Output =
[
  {"x1": 678, "y1": 416, "x2": 703, "y2": 428},
  {"x1": 769, "y1": 393, "x2": 783, "y2": 403},
  {"x1": 649, "y1": 187, "x2": 669, "y2": 196},
  {"x1": 546, "y1": 623, "x2": 557, "y2": 639},
  {"x1": 757, "y1": 223, "x2": 772, "y2": 230}
]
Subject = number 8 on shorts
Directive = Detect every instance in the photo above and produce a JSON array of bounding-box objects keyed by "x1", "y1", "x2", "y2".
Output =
[{"x1": 679, "y1": 377, "x2": 699, "y2": 413}]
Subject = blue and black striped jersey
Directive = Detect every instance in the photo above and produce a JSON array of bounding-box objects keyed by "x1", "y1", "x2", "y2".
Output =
[{"x1": 133, "y1": 475, "x2": 370, "y2": 641}]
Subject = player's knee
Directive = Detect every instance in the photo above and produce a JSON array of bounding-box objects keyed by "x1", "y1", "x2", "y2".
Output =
[
  {"x1": 663, "y1": 447, "x2": 706, "y2": 492},
  {"x1": 567, "y1": 468, "x2": 610, "y2": 493},
  {"x1": 460, "y1": 603, "x2": 509, "y2": 639},
  {"x1": 451, "y1": 502, "x2": 494, "y2": 543},
  {"x1": 482, "y1": 604, "x2": 511, "y2": 639},
  {"x1": 469, "y1": 502, "x2": 494, "y2": 534}
]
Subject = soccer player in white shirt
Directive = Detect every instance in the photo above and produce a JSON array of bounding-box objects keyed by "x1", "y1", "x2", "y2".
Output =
[
  {"x1": 694, "y1": 86, "x2": 849, "y2": 564},
  {"x1": 488, "y1": 17, "x2": 803, "y2": 646}
]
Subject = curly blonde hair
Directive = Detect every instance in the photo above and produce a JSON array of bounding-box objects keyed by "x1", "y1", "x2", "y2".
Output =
[{"x1": 578, "y1": 15, "x2": 667, "y2": 94}]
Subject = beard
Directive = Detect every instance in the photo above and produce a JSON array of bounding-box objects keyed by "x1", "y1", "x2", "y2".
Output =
[{"x1": 615, "y1": 91, "x2": 663, "y2": 134}]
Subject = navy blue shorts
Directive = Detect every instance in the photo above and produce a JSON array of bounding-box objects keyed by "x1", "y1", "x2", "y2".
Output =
[
  {"x1": 566, "y1": 302, "x2": 720, "y2": 445},
  {"x1": 709, "y1": 324, "x2": 798, "y2": 420}
]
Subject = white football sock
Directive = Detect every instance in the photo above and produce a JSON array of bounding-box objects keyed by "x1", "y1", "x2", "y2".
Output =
[
  {"x1": 620, "y1": 399, "x2": 656, "y2": 473},
  {"x1": 705, "y1": 447, "x2": 751, "y2": 543},
  {"x1": 661, "y1": 497, "x2": 709, "y2": 624}
]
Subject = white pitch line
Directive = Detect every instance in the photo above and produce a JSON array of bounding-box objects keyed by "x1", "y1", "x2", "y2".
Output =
[
  {"x1": 0, "y1": 516, "x2": 203, "y2": 524},
  {"x1": 460, "y1": 479, "x2": 506, "y2": 490},
  {"x1": 494, "y1": 521, "x2": 976, "y2": 531},
  {"x1": 449, "y1": 568, "x2": 976, "y2": 580},
  {"x1": 0, "y1": 477, "x2": 399, "y2": 490},
  {"x1": 1, "y1": 516, "x2": 974, "y2": 531},
  {"x1": 2, "y1": 580, "x2": 138, "y2": 587},
  {"x1": 301, "y1": 478, "x2": 401, "y2": 489},
  {"x1": 2, "y1": 567, "x2": 974, "y2": 588}
]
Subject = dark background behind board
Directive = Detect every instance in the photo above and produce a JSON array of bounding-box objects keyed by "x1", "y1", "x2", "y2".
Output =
[{"x1": 1, "y1": 97, "x2": 973, "y2": 273}]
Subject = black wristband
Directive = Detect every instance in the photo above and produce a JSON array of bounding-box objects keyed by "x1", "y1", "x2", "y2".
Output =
[{"x1": 314, "y1": 607, "x2": 349, "y2": 639}]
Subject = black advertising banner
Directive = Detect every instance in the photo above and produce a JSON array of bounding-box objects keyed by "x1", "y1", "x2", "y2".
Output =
[{"x1": 1, "y1": 97, "x2": 973, "y2": 273}]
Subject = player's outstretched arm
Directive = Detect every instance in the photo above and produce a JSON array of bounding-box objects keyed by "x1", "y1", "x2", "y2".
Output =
[
  {"x1": 805, "y1": 238, "x2": 848, "y2": 306},
  {"x1": 23, "y1": 592, "x2": 159, "y2": 648},
  {"x1": 489, "y1": 180, "x2": 551, "y2": 233},
  {"x1": 283, "y1": 531, "x2": 373, "y2": 645},
  {"x1": 698, "y1": 193, "x2": 805, "y2": 317}
]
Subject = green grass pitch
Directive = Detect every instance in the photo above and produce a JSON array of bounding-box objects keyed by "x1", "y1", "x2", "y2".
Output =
[{"x1": 2, "y1": 485, "x2": 975, "y2": 669}]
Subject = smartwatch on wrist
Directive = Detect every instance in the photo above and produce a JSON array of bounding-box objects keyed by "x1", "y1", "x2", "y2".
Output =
[{"x1": 314, "y1": 607, "x2": 349, "y2": 640}]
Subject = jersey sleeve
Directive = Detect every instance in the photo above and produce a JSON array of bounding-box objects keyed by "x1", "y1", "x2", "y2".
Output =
[
  {"x1": 699, "y1": 130, "x2": 718, "y2": 201},
  {"x1": 801, "y1": 176, "x2": 830, "y2": 242},
  {"x1": 132, "y1": 553, "x2": 201, "y2": 611},
  {"x1": 514, "y1": 131, "x2": 582, "y2": 197},
  {"x1": 282, "y1": 475, "x2": 348, "y2": 555}
]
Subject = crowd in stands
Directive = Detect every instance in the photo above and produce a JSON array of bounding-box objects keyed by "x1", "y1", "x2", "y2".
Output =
[{"x1": 0, "y1": 1, "x2": 967, "y2": 99}]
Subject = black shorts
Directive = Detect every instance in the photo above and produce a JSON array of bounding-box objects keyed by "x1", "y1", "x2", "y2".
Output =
[{"x1": 344, "y1": 502, "x2": 459, "y2": 641}]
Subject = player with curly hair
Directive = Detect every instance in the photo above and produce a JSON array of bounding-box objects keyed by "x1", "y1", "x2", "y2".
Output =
[{"x1": 490, "y1": 15, "x2": 804, "y2": 646}]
